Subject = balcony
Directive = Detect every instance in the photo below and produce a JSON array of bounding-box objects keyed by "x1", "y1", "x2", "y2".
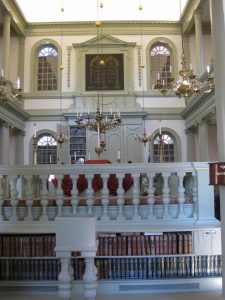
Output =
[{"x1": 0, "y1": 162, "x2": 220, "y2": 232}]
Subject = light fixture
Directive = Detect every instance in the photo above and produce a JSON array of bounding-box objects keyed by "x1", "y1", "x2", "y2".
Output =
[
  {"x1": 135, "y1": 3, "x2": 152, "y2": 147},
  {"x1": 74, "y1": 1, "x2": 122, "y2": 156},
  {"x1": 155, "y1": 0, "x2": 214, "y2": 99},
  {"x1": 55, "y1": 5, "x2": 69, "y2": 147},
  {"x1": 0, "y1": 72, "x2": 23, "y2": 104},
  {"x1": 158, "y1": 133, "x2": 164, "y2": 163}
]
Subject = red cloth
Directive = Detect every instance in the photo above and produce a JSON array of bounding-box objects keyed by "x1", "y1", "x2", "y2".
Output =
[
  {"x1": 47, "y1": 160, "x2": 133, "y2": 195},
  {"x1": 85, "y1": 159, "x2": 112, "y2": 164}
]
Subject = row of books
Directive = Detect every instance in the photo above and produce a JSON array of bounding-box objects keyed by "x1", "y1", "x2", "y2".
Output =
[
  {"x1": 95, "y1": 255, "x2": 222, "y2": 280},
  {"x1": 97, "y1": 232, "x2": 192, "y2": 256},
  {"x1": 0, "y1": 232, "x2": 192, "y2": 258},
  {"x1": 0, "y1": 255, "x2": 221, "y2": 281},
  {"x1": 0, "y1": 234, "x2": 56, "y2": 257}
]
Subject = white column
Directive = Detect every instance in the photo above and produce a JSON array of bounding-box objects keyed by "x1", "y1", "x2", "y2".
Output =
[
  {"x1": 198, "y1": 119, "x2": 209, "y2": 161},
  {"x1": 194, "y1": 9, "x2": 204, "y2": 76},
  {"x1": 15, "y1": 131, "x2": 25, "y2": 164},
  {"x1": 0, "y1": 122, "x2": 10, "y2": 164},
  {"x1": 186, "y1": 127, "x2": 197, "y2": 162},
  {"x1": 210, "y1": 0, "x2": 225, "y2": 297},
  {"x1": 3, "y1": 12, "x2": 11, "y2": 78}
]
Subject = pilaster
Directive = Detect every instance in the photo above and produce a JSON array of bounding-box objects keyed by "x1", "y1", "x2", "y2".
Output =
[
  {"x1": 194, "y1": 9, "x2": 204, "y2": 76},
  {"x1": 3, "y1": 12, "x2": 11, "y2": 78}
]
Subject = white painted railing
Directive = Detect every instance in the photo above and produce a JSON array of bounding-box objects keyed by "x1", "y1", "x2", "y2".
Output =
[{"x1": 0, "y1": 162, "x2": 220, "y2": 231}]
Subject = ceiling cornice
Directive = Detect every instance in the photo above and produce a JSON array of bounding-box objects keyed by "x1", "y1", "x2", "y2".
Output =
[
  {"x1": 181, "y1": 0, "x2": 209, "y2": 34},
  {"x1": 1, "y1": 0, "x2": 26, "y2": 36},
  {"x1": 25, "y1": 21, "x2": 181, "y2": 36}
]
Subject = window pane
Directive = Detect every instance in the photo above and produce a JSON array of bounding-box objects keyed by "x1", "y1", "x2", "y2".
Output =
[
  {"x1": 153, "y1": 132, "x2": 175, "y2": 163},
  {"x1": 36, "y1": 134, "x2": 57, "y2": 164},
  {"x1": 150, "y1": 44, "x2": 171, "y2": 89},
  {"x1": 37, "y1": 45, "x2": 58, "y2": 91}
]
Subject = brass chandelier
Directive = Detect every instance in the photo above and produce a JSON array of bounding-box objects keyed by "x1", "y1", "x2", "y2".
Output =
[
  {"x1": 75, "y1": 1, "x2": 122, "y2": 155},
  {"x1": 156, "y1": 0, "x2": 214, "y2": 99},
  {"x1": 0, "y1": 72, "x2": 23, "y2": 104}
]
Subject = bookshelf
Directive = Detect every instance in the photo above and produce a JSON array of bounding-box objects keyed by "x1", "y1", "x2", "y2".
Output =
[
  {"x1": 0, "y1": 230, "x2": 222, "y2": 283},
  {"x1": 69, "y1": 127, "x2": 86, "y2": 163}
]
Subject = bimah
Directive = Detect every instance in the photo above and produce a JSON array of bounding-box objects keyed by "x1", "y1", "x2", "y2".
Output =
[{"x1": 55, "y1": 215, "x2": 97, "y2": 300}]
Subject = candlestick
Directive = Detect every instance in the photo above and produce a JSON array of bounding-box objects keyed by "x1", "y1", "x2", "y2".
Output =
[
  {"x1": 34, "y1": 123, "x2": 37, "y2": 138},
  {"x1": 157, "y1": 73, "x2": 160, "y2": 80},
  {"x1": 97, "y1": 123, "x2": 100, "y2": 147},
  {"x1": 17, "y1": 77, "x2": 20, "y2": 89},
  {"x1": 1, "y1": 68, "x2": 4, "y2": 77},
  {"x1": 88, "y1": 152, "x2": 91, "y2": 160},
  {"x1": 49, "y1": 154, "x2": 52, "y2": 163},
  {"x1": 34, "y1": 152, "x2": 37, "y2": 165},
  {"x1": 117, "y1": 150, "x2": 120, "y2": 160},
  {"x1": 207, "y1": 65, "x2": 210, "y2": 74},
  {"x1": 74, "y1": 151, "x2": 76, "y2": 162}
]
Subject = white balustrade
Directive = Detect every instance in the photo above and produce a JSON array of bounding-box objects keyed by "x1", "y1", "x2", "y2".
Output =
[
  {"x1": 117, "y1": 174, "x2": 125, "y2": 220},
  {"x1": 71, "y1": 175, "x2": 79, "y2": 215},
  {"x1": 147, "y1": 173, "x2": 155, "y2": 220},
  {"x1": 101, "y1": 173, "x2": 110, "y2": 221},
  {"x1": 0, "y1": 162, "x2": 219, "y2": 228}
]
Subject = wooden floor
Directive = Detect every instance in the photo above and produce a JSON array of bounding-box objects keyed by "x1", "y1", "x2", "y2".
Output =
[{"x1": 0, "y1": 291, "x2": 224, "y2": 300}]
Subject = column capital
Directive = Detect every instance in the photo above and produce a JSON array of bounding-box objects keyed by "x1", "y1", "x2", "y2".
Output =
[
  {"x1": 185, "y1": 126, "x2": 197, "y2": 135},
  {"x1": 194, "y1": 8, "x2": 202, "y2": 18},
  {"x1": 3, "y1": 11, "x2": 12, "y2": 21},
  {"x1": 2, "y1": 121, "x2": 11, "y2": 129}
]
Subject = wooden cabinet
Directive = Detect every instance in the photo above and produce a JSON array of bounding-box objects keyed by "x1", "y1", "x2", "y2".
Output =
[{"x1": 69, "y1": 127, "x2": 86, "y2": 163}]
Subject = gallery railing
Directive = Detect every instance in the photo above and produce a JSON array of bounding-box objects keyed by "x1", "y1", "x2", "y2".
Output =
[{"x1": 0, "y1": 162, "x2": 219, "y2": 231}]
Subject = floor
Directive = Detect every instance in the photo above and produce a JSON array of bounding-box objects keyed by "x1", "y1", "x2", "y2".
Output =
[{"x1": 0, "y1": 291, "x2": 224, "y2": 300}]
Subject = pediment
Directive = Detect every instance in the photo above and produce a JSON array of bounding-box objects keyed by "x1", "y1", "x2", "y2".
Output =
[{"x1": 73, "y1": 34, "x2": 136, "y2": 48}]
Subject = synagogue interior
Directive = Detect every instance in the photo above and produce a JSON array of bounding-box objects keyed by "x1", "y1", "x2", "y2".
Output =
[{"x1": 1, "y1": 0, "x2": 225, "y2": 299}]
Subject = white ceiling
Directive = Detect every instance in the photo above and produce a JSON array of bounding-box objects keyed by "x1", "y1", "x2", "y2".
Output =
[{"x1": 15, "y1": 0, "x2": 188, "y2": 23}]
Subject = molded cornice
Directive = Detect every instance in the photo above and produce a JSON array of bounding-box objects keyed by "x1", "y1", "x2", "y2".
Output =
[
  {"x1": 25, "y1": 21, "x2": 181, "y2": 36},
  {"x1": 182, "y1": 90, "x2": 215, "y2": 129},
  {"x1": 0, "y1": 100, "x2": 30, "y2": 130},
  {"x1": 73, "y1": 34, "x2": 136, "y2": 49},
  {"x1": 1, "y1": 0, "x2": 26, "y2": 36},
  {"x1": 182, "y1": 0, "x2": 210, "y2": 34}
]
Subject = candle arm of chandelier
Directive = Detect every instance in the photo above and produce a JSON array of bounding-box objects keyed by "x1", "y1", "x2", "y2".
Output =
[
  {"x1": 75, "y1": 110, "x2": 122, "y2": 133},
  {"x1": 0, "y1": 75, "x2": 23, "y2": 104}
]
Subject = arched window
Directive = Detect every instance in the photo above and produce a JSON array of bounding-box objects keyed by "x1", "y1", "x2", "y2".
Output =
[
  {"x1": 37, "y1": 134, "x2": 57, "y2": 164},
  {"x1": 153, "y1": 132, "x2": 176, "y2": 162},
  {"x1": 150, "y1": 43, "x2": 171, "y2": 89},
  {"x1": 37, "y1": 45, "x2": 58, "y2": 91}
]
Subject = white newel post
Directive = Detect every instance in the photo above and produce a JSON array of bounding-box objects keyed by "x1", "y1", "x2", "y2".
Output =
[
  {"x1": 177, "y1": 172, "x2": 186, "y2": 219},
  {"x1": 9, "y1": 176, "x2": 18, "y2": 221},
  {"x1": 55, "y1": 216, "x2": 97, "y2": 300},
  {"x1": 56, "y1": 176, "x2": 64, "y2": 217},
  {"x1": 58, "y1": 255, "x2": 73, "y2": 299},
  {"x1": 162, "y1": 173, "x2": 170, "y2": 219},
  {"x1": 192, "y1": 162, "x2": 220, "y2": 226},
  {"x1": 40, "y1": 176, "x2": 49, "y2": 221},
  {"x1": 71, "y1": 175, "x2": 79, "y2": 215},
  {"x1": 86, "y1": 174, "x2": 94, "y2": 214},
  {"x1": 82, "y1": 253, "x2": 98, "y2": 300},
  {"x1": 147, "y1": 173, "x2": 156, "y2": 220},
  {"x1": 117, "y1": 174, "x2": 125, "y2": 220},
  {"x1": 101, "y1": 174, "x2": 110, "y2": 221},
  {"x1": 132, "y1": 173, "x2": 141, "y2": 219},
  {"x1": 25, "y1": 176, "x2": 33, "y2": 221}
]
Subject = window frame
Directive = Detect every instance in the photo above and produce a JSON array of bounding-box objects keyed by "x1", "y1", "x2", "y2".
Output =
[
  {"x1": 149, "y1": 128, "x2": 182, "y2": 162},
  {"x1": 146, "y1": 37, "x2": 178, "y2": 92},
  {"x1": 30, "y1": 39, "x2": 62, "y2": 94}
]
